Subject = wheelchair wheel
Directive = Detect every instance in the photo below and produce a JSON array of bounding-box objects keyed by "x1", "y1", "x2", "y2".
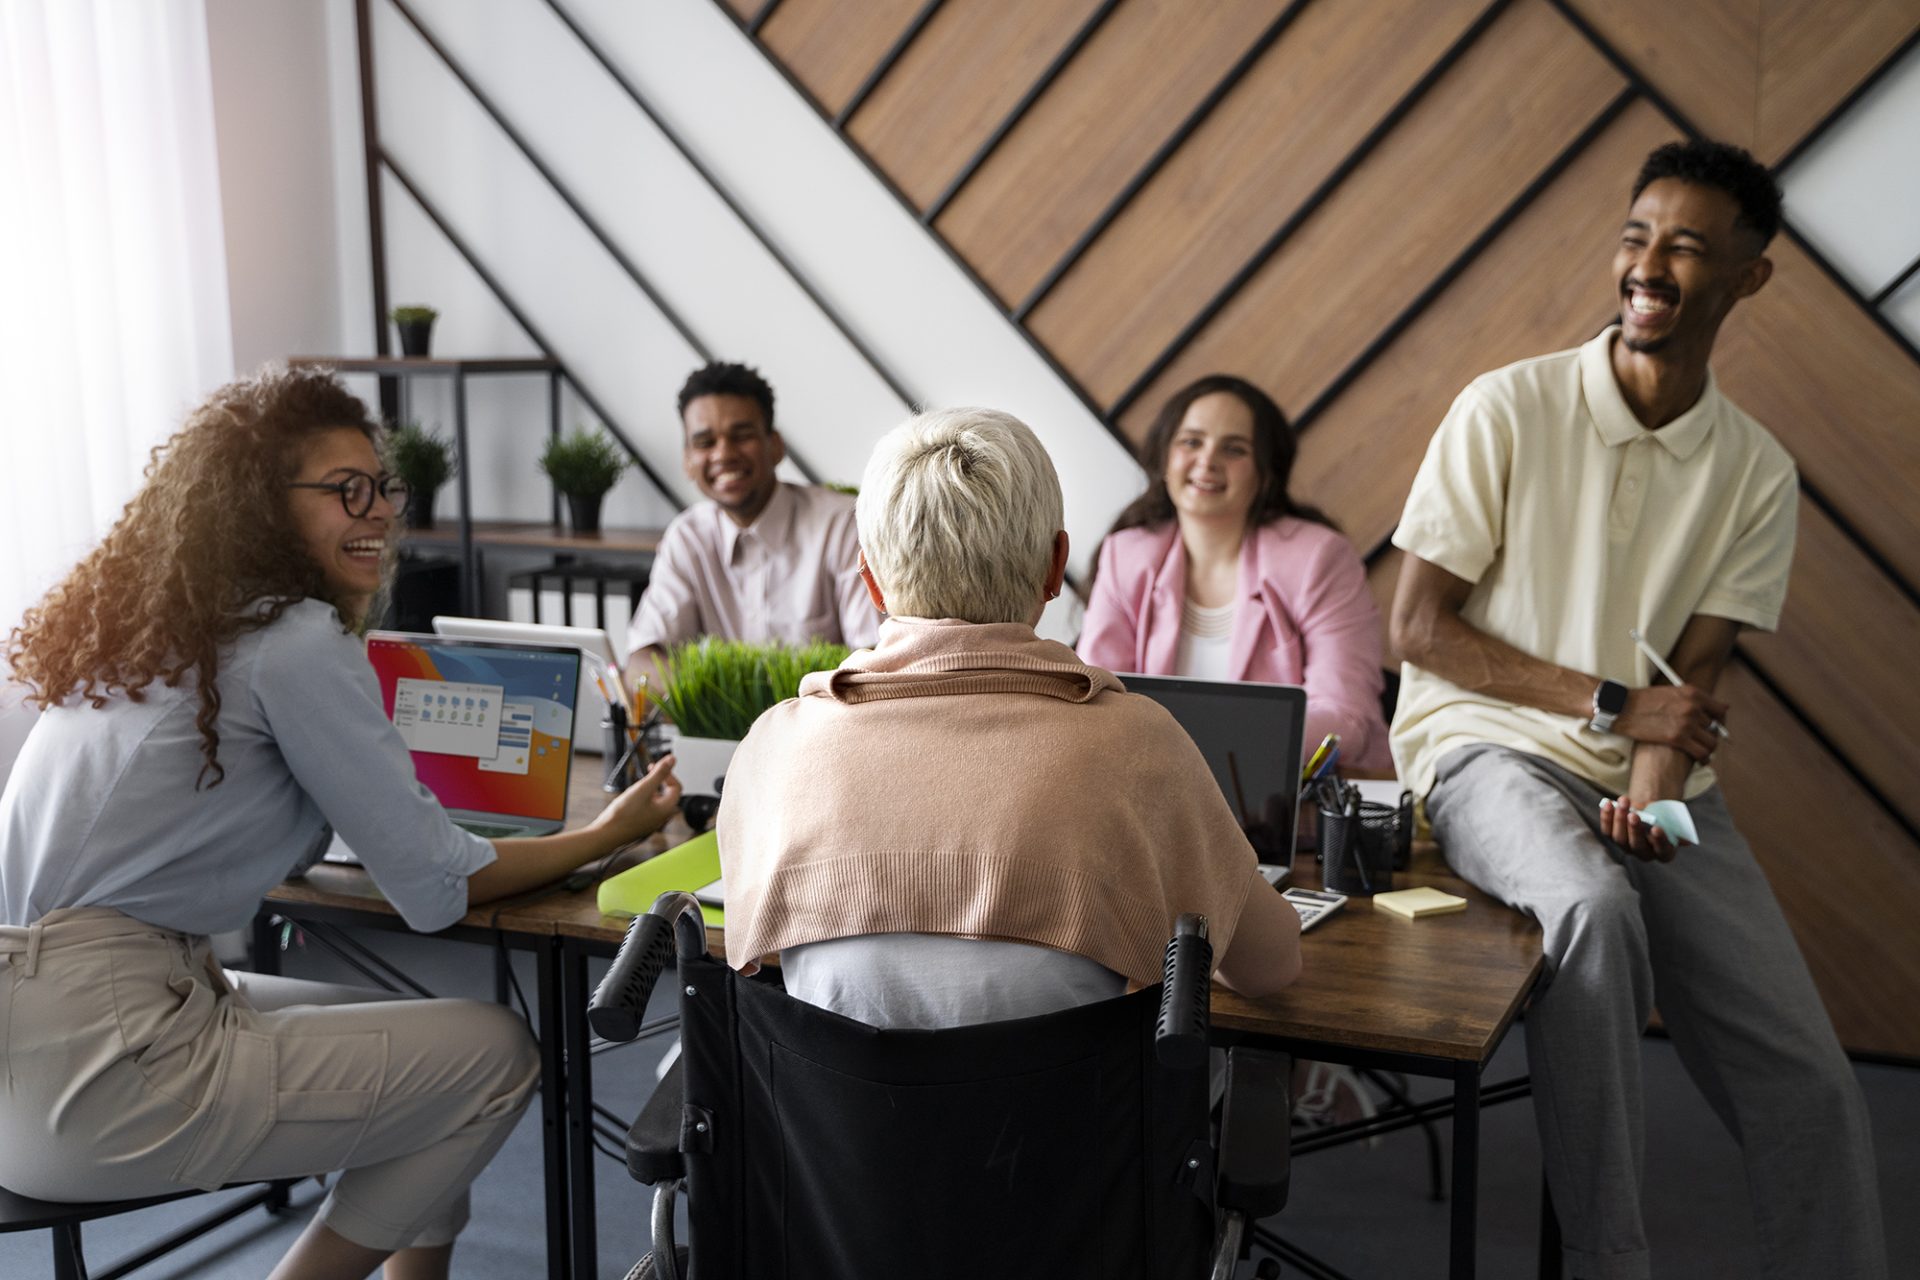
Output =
[{"x1": 625, "y1": 1246, "x2": 691, "y2": 1280}]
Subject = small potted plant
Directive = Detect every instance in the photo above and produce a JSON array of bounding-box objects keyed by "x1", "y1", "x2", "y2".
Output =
[
  {"x1": 387, "y1": 421, "x2": 456, "y2": 529},
  {"x1": 538, "y1": 427, "x2": 627, "y2": 535},
  {"x1": 391, "y1": 305, "x2": 438, "y2": 357},
  {"x1": 654, "y1": 638, "x2": 850, "y2": 791}
]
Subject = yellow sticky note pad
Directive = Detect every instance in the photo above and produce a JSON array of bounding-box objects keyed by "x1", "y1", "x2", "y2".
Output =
[{"x1": 1372, "y1": 887, "x2": 1468, "y2": 920}]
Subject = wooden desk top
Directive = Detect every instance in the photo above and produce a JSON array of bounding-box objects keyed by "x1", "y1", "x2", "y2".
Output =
[
  {"x1": 1209, "y1": 853, "x2": 1541, "y2": 1065},
  {"x1": 263, "y1": 765, "x2": 667, "y2": 937},
  {"x1": 270, "y1": 769, "x2": 1540, "y2": 1066}
]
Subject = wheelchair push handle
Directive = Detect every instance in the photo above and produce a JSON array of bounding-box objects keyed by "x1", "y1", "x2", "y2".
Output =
[
  {"x1": 588, "y1": 891, "x2": 707, "y2": 1042},
  {"x1": 1155, "y1": 912, "x2": 1213, "y2": 1069}
]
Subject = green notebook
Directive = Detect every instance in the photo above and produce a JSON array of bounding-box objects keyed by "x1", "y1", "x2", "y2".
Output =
[{"x1": 596, "y1": 830, "x2": 725, "y2": 926}]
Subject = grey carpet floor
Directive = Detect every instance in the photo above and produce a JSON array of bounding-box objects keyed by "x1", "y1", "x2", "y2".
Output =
[{"x1": 4, "y1": 925, "x2": 1912, "y2": 1279}]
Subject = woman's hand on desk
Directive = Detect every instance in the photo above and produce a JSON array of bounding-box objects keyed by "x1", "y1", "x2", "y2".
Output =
[
  {"x1": 592, "y1": 753, "x2": 684, "y2": 847},
  {"x1": 467, "y1": 755, "x2": 682, "y2": 904}
]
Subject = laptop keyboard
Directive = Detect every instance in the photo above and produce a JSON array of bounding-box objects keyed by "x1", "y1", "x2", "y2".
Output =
[{"x1": 454, "y1": 821, "x2": 523, "y2": 839}]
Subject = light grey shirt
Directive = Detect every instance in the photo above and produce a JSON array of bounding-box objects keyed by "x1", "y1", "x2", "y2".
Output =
[
  {"x1": 629, "y1": 482, "x2": 880, "y2": 653},
  {"x1": 0, "y1": 599, "x2": 495, "y2": 934},
  {"x1": 781, "y1": 933, "x2": 1126, "y2": 1030}
]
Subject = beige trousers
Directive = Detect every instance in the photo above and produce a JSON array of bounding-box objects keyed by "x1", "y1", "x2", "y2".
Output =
[{"x1": 0, "y1": 907, "x2": 540, "y2": 1251}]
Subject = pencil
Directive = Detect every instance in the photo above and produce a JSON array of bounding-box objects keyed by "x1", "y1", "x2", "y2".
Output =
[
  {"x1": 1301, "y1": 734, "x2": 1337, "y2": 783},
  {"x1": 1628, "y1": 628, "x2": 1729, "y2": 740}
]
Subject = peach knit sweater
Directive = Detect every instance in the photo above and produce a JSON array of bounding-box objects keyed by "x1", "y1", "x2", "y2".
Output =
[{"x1": 715, "y1": 617, "x2": 1260, "y2": 986}]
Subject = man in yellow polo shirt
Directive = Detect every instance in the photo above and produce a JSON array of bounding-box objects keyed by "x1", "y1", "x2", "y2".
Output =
[{"x1": 1389, "y1": 140, "x2": 1884, "y2": 1280}]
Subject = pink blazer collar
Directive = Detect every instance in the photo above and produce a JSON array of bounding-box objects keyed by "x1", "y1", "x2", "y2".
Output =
[
  {"x1": 1144, "y1": 528, "x2": 1186, "y2": 675},
  {"x1": 1145, "y1": 526, "x2": 1279, "y2": 682},
  {"x1": 1226, "y1": 533, "x2": 1266, "y2": 681}
]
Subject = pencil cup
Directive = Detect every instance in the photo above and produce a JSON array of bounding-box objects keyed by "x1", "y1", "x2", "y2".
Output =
[
  {"x1": 1314, "y1": 792, "x2": 1414, "y2": 869},
  {"x1": 602, "y1": 705, "x2": 639, "y2": 792},
  {"x1": 1319, "y1": 798, "x2": 1398, "y2": 897}
]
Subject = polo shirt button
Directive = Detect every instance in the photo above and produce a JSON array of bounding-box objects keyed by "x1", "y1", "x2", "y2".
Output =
[{"x1": 1624, "y1": 478, "x2": 1639, "y2": 493}]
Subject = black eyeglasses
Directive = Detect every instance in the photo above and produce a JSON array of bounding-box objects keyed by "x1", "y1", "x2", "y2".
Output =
[{"x1": 287, "y1": 471, "x2": 410, "y2": 519}]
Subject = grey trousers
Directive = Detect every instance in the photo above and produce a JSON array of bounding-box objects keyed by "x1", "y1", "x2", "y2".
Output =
[
  {"x1": 0, "y1": 908, "x2": 540, "y2": 1252},
  {"x1": 1426, "y1": 745, "x2": 1885, "y2": 1280}
]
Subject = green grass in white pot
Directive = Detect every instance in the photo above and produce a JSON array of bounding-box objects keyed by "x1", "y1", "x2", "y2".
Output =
[{"x1": 656, "y1": 638, "x2": 850, "y2": 741}]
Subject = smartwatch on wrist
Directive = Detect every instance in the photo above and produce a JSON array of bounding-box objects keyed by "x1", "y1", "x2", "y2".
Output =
[{"x1": 1588, "y1": 679, "x2": 1629, "y2": 733}]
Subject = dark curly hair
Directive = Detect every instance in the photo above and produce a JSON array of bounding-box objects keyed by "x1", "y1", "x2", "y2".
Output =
[
  {"x1": 6, "y1": 366, "x2": 386, "y2": 789},
  {"x1": 1632, "y1": 140, "x2": 1782, "y2": 248},
  {"x1": 1105, "y1": 374, "x2": 1334, "y2": 544},
  {"x1": 677, "y1": 361, "x2": 775, "y2": 433}
]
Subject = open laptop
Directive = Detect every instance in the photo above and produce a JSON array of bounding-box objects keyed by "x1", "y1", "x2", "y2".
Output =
[
  {"x1": 1121, "y1": 675, "x2": 1308, "y2": 881},
  {"x1": 432, "y1": 615, "x2": 622, "y2": 756},
  {"x1": 352, "y1": 631, "x2": 582, "y2": 842}
]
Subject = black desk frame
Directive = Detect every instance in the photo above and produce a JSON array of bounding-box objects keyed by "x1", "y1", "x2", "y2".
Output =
[{"x1": 1212, "y1": 1026, "x2": 1540, "y2": 1280}]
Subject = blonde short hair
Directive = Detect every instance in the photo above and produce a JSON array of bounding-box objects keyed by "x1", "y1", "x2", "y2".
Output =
[{"x1": 857, "y1": 407, "x2": 1063, "y2": 624}]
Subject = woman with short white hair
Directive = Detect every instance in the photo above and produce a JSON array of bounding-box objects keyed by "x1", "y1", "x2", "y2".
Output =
[{"x1": 717, "y1": 408, "x2": 1302, "y2": 1029}]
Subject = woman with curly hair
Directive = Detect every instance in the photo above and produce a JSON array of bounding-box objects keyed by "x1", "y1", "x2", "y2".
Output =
[
  {"x1": 1078, "y1": 375, "x2": 1391, "y2": 770},
  {"x1": 0, "y1": 367, "x2": 681, "y2": 1280}
]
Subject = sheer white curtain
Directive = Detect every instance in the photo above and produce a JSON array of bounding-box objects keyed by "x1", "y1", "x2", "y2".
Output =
[{"x1": 0, "y1": 0, "x2": 234, "y2": 641}]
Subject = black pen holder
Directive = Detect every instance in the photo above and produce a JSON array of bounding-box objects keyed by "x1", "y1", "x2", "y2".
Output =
[
  {"x1": 1319, "y1": 795, "x2": 1404, "y2": 897},
  {"x1": 602, "y1": 705, "x2": 639, "y2": 792},
  {"x1": 1314, "y1": 789, "x2": 1414, "y2": 868}
]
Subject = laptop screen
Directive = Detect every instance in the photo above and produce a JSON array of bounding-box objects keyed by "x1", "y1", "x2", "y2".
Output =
[
  {"x1": 1120, "y1": 675, "x2": 1307, "y2": 866},
  {"x1": 365, "y1": 632, "x2": 580, "y2": 823}
]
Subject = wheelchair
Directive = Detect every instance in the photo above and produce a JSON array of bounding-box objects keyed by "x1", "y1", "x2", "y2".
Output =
[{"x1": 589, "y1": 892, "x2": 1293, "y2": 1279}]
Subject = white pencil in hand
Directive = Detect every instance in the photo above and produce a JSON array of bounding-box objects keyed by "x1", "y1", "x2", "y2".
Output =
[{"x1": 1628, "y1": 628, "x2": 1730, "y2": 740}]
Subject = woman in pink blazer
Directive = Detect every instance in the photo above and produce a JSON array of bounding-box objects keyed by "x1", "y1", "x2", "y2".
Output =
[{"x1": 1078, "y1": 375, "x2": 1391, "y2": 770}]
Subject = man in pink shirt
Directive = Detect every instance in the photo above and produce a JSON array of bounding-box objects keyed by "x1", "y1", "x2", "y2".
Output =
[{"x1": 627, "y1": 363, "x2": 880, "y2": 686}]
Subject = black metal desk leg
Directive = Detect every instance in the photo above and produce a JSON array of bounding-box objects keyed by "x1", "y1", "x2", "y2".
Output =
[
  {"x1": 1451, "y1": 1068, "x2": 1482, "y2": 1279},
  {"x1": 535, "y1": 941, "x2": 572, "y2": 1280},
  {"x1": 562, "y1": 942, "x2": 598, "y2": 1279}
]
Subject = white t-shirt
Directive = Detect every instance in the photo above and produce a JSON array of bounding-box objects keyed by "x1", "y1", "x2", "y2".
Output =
[
  {"x1": 1174, "y1": 599, "x2": 1236, "y2": 680},
  {"x1": 782, "y1": 933, "x2": 1126, "y2": 1030}
]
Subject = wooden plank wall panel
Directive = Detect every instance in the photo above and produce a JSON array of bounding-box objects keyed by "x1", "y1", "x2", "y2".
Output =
[
  {"x1": 934, "y1": 0, "x2": 1290, "y2": 306},
  {"x1": 1026, "y1": 0, "x2": 1489, "y2": 406},
  {"x1": 1564, "y1": 0, "x2": 1761, "y2": 148},
  {"x1": 1738, "y1": 499, "x2": 1920, "y2": 832},
  {"x1": 1756, "y1": 3, "x2": 1920, "y2": 159},
  {"x1": 1567, "y1": 0, "x2": 1920, "y2": 161},
  {"x1": 1714, "y1": 239, "x2": 1920, "y2": 591},
  {"x1": 758, "y1": 0, "x2": 926, "y2": 117},
  {"x1": 1289, "y1": 103, "x2": 1680, "y2": 555},
  {"x1": 850, "y1": 0, "x2": 1105, "y2": 210},
  {"x1": 1714, "y1": 662, "x2": 1920, "y2": 1059},
  {"x1": 1112, "y1": 0, "x2": 1625, "y2": 445}
]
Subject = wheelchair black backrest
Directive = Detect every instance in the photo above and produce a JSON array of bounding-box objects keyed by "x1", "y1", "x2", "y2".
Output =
[{"x1": 669, "y1": 950, "x2": 1215, "y2": 1280}]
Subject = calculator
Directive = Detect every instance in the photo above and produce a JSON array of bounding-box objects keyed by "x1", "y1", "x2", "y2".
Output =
[{"x1": 1282, "y1": 887, "x2": 1347, "y2": 932}]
